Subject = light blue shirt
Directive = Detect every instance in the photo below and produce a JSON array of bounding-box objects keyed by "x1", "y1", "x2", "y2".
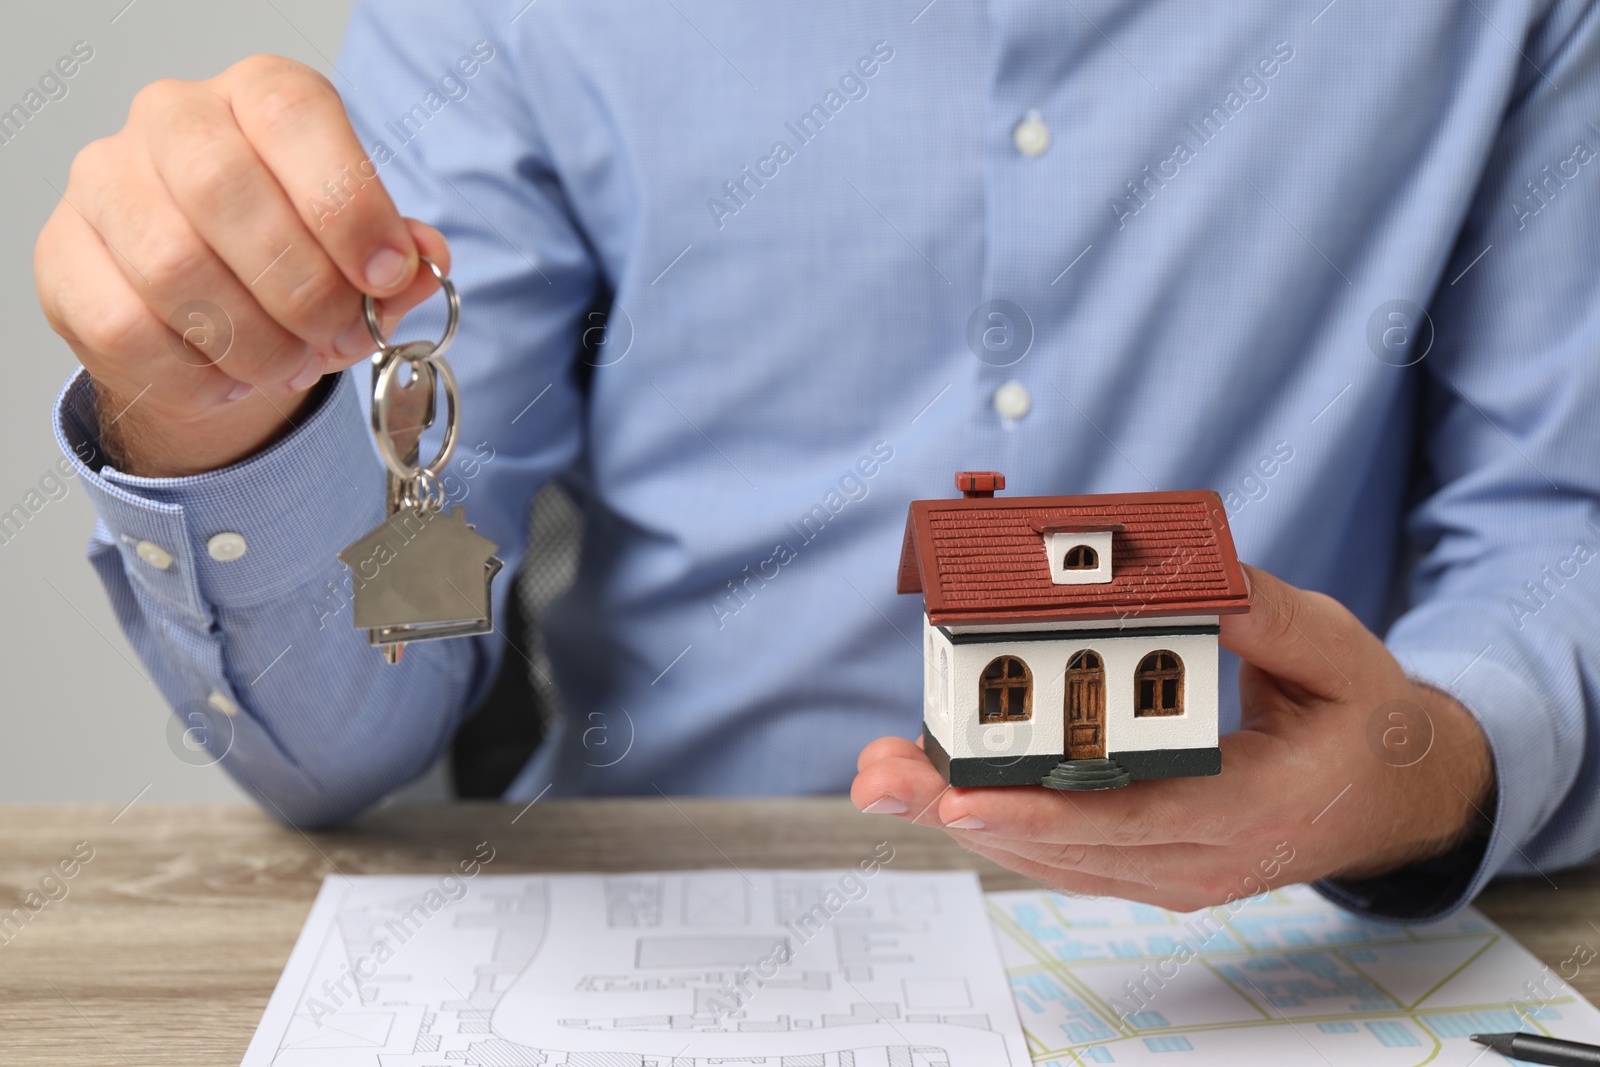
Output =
[{"x1": 54, "y1": 0, "x2": 1600, "y2": 920}]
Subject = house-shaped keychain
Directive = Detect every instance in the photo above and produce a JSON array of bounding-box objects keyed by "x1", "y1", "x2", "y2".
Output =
[
  {"x1": 338, "y1": 507, "x2": 503, "y2": 646},
  {"x1": 897, "y1": 473, "x2": 1249, "y2": 790}
]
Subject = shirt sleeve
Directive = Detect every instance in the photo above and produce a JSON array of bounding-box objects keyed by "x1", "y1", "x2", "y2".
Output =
[
  {"x1": 50, "y1": 0, "x2": 597, "y2": 828},
  {"x1": 1315, "y1": 0, "x2": 1600, "y2": 921}
]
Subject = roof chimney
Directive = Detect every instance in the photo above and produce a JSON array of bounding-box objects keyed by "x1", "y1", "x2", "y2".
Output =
[{"x1": 956, "y1": 471, "x2": 1005, "y2": 498}]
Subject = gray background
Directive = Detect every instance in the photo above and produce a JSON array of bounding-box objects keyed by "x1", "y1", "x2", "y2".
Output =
[{"x1": 0, "y1": 0, "x2": 385, "y2": 804}]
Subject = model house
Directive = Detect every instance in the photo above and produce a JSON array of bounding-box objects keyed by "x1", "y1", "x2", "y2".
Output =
[{"x1": 897, "y1": 473, "x2": 1249, "y2": 790}]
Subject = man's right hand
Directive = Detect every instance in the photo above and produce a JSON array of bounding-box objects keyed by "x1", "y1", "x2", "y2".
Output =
[{"x1": 35, "y1": 54, "x2": 450, "y2": 477}]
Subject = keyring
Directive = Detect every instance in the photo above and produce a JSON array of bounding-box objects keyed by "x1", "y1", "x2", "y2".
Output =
[
  {"x1": 363, "y1": 255, "x2": 459, "y2": 360},
  {"x1": 340, "y1": 249, "x2": 502, "y2": 662},
  {"x1": 372, "y1": 344, "x2": 461, "y2": 483},
  {"x1": 398, "y1": 468, "x2": 447, "y2": 512}
]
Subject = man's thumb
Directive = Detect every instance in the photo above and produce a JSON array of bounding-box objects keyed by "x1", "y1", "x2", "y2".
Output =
[{"x1": 1219, "y1": 564, "x2": 1375, "y2": 701}]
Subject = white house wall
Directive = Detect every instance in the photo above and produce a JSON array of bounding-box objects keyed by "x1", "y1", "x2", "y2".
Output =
[
  {"x1": 952, "y1": 634, "x2": 1064, "y2": 762},
  {"x1": 927, "y1": 622, "x2": 1219, "y2": 762},
  {"x1": 923, "y1": 617, "x2": 956, "y2": 745}
]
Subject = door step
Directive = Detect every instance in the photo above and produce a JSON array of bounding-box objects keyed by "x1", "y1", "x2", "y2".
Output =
[{"x1": 1040, "y1": 757, "x2": 1131, "y2": 791}]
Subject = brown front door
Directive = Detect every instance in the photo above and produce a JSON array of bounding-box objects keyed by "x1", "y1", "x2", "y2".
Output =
[{"x1": 1065, "y1": 651, "x2": 1106, "y2": 759}]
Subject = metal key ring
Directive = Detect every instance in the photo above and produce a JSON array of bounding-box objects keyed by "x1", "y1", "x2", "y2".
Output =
[
  {"x1": 399, "y1": 468, "x2": 447, "y2": 513},
  {"x1": 363, "y1": 255, "x2": 459, "y2": 360},
  {"x1": 372, "y1": 348, "x2": 461, "y2": 483}
]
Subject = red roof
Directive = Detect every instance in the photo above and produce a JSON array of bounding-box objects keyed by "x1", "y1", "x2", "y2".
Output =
[{"x1": 898, "y1": 486, "x2": 1249, "y2": 626}]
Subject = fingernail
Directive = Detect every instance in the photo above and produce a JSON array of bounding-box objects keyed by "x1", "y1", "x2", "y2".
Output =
[
  {"x1": 861, "y1": 796, "x2": 908, "y2": 815},
  {"x1": 364, "y1": 247, "x2": 409, "y2": 290},
  {"x1": 288, "y1": 351, "x2": 324, "y2": 391},
  {"x1": 225, "y1": 380, "x2": 254, "y2": 402},
  {"x1": 945, "y1": 815, "x2": 986, "y2": 830},
  {"x1": 335, "y1": 317, "x2": 376, "y2": 360}
]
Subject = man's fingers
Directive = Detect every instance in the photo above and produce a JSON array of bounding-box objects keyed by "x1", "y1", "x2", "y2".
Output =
[
  {"x1": 855, "y1": 767, "x2": 1191, "y2": 904},
  {"x1": 849, "y1": 749, "x2": 1164, "y2": 891},
  {"x1": 138, "y1": 78, "x2": 362, "y2": 370},
  {"x1": 957, "y1": 829, "x2": 1165, "y2": 889},
  {"x1": 954, "y1": 829, "x2": 1275, "y2": 905},
  {"x1": 37, "y1": 201, "x2": 241, "y2": 411},
  {"x1": 954, "y1": 831, "x2": 1285, "y2": 912},
  {"x1": 80, "y1": 141, "x2": 318, "y2": 393},
  {"x1": 934, "y1": 776, "x2": 1233, "y2": 847},
  {"x1": 320, "y1": 217, "x2": 452, "y2": 375},
  {"x1": 850, "y1": 753, "x2": 952, "y2": 826},
  {"x1": 853, "y1": 739, "x2": 1296, "y2": 910},
  {"x1": 1220, "y1": 563, "x2": 1375, "y2": 702},
  {"x1": 857, "y1": 735, "x2": 923, "y2": 772},
  {"x1": 355, "y1": 219, "x2": 452, "y2": 361},
  {"x1": 947, "y1": 833, "x2": 1188, "y2": 908},
  {"x1": 854, "y1": 744, "x2": 1236, "y2": 846},
  {"x1": 223, "y1": 57, "x2": 419, "y2": 299}
]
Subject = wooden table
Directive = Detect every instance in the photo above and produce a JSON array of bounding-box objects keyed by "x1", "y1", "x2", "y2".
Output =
[{"x1": 0, "y1": 799, "x2": 1595, "y2": 1065}]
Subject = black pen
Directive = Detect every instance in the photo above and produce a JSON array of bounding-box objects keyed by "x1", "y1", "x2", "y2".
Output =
[{"x1": 1471, "y1": 1031, "x2": 1600, "y2": 1066}]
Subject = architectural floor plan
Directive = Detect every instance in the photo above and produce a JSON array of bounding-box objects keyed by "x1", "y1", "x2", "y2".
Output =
[
  {"x1": 241, "y1": 868, "x2": 1030, "y2": 1067},
  {"x1": 990, "y1": 883, "x2": 1600, "y2": 1066}
]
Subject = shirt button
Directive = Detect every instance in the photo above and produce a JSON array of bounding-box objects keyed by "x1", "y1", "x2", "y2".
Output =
[
  {"x1": 207, "y1": 532, "x2": 248, "y2": 562},
  {"x1": 206, "y1": 689, "x2": 239, "y2": 716},
  {"x1": 134, "y1": 540, "x2": 174, "y2": 570},
  {"x1": 993, "y1": 380, "x2": 1032, "y2": 420},
  {"x1": 1013, "y1": 110, "x2": 1051, "y2": 158}
]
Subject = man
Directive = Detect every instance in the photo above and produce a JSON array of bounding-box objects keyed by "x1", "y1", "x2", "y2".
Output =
[{"x1": 34, "y1": 0, "x2": 1600, "y2": 921}]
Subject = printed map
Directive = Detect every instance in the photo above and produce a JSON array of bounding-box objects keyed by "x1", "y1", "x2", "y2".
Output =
[{"x1": 989, "y1": 884, "x2": 1600, "y2": 1066}]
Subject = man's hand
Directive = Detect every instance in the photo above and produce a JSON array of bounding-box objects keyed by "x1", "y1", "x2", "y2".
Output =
[
  {"x1": 851, "y1": 564, "x2": 1494, "y2": 911},
  {"x1": 35, "y1": 55, "x2": 449, "y2": 477}
]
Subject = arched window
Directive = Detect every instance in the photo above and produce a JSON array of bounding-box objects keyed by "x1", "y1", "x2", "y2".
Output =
[
  {"x1": 1063, "y1": 544, "x2": 1099, "y2": 570},
  {"x1": 980, "y1": 656, "x2": 1032, "y2": 723},
  {"x1": 1135, "y1": 651, "x2": 1184, "y2": 717}
]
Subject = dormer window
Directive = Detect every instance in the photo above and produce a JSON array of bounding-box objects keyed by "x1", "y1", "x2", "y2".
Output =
[
  {"x1": 1062, "y1": 544, "x2": 1099, "y2": 570},
  {"x1": 1037, "y1": 522, "x2": 1122, "y2": 585}
]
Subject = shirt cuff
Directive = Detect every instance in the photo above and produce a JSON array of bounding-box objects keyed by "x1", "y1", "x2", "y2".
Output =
[
  {"x1": 1313, "y1": 647, "x2": 1554, "y2": 922},
  {"x1": 53, "y1": 368, "x2": 385, "y2": 619}
]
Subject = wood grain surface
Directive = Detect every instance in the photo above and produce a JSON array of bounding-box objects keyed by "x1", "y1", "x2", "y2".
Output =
[{"x1": 0, "y1": 798, "x2": 1595, "y2": 1065}]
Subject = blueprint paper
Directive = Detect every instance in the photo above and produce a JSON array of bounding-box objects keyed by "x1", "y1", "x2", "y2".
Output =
[
  {"x1": 240, "y1": 868, "x2": 1032, "y2": 1067},
  {"x1": 989, "y1": 883, "x2": 1600, "y2": 1065}
]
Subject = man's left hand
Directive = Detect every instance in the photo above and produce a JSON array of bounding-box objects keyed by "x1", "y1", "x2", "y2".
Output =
[{"x1": 851, "y1": 564, "x2": 1495, "y2": 911}]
